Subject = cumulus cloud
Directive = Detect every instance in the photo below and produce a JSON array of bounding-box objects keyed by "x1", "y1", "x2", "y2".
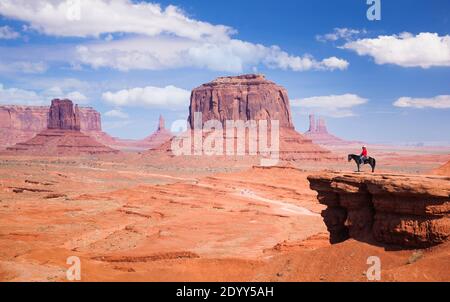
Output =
[
  {"x1": 104, "y1": 109, "x2": 129, "y2": 119},
  {"x1": 0, "y1": 83, "x2": 46, "y2": 105},
  {"x1": 0, "y1": 0, "x2": 233, "y2": 41},
  {"x1": 0, "y1": 0, "x2": 348, "y2": 73},
  {"x1": 0, "y1": 25, "x2": 20, "y2": 39},
  {"x1": 0, "y1": 83, "x2": 89, "y2": 105},
  {"x1": 316, "y1": 28, "x2": 366, "y2": 42},
  {"x1": 292, "y1": 94, "x2": 368, "y2": 117},
  {"x1": 342, "y1": 32, "x2": 450, "y2": 68},
  {"x1": 102, "y1": 85, "x2": 191, "y2": 109},
  {"x1": 76, "y1": 37, "x2": 349, "y2": 72},
  {"x1": 394, "y1": 95, "x2": 450, "y2": 109}
]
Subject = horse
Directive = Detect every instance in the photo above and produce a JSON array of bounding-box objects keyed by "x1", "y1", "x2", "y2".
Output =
[{"x1": 348, "y1": 154, "x2": 376, "y2": 173}]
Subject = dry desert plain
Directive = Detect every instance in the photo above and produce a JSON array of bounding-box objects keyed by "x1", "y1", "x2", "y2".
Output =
[{"x1": 0, "y1": 145, "x2": 449, "y2": 282}]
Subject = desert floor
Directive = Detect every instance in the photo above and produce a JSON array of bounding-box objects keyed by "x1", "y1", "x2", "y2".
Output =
[{"x1": 0, "y1": 146, "x2": 449, "y2": 282}]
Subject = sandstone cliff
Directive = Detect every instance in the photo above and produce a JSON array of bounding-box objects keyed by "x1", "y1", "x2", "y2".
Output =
[
  {"x1": 308, "y1": 172, "x2": 450, "y2": 248},
  {"x1": 48, "y1": 99, "x2": 81, "y2": 131}
]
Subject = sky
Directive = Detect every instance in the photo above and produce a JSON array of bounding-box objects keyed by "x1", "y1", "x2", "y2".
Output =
[{"x1": 0, "y1": 0, "x2": 449, "y2": 144}]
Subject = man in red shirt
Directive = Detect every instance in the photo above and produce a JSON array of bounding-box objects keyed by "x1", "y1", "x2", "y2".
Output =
[{"x1": 360, "y1": 145, "x2": 368, "y2": 164}]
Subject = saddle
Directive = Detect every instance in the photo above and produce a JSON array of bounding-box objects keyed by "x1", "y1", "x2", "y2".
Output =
[{"x1": 360, "y1": 157, "x2": 369, "y2": 164}]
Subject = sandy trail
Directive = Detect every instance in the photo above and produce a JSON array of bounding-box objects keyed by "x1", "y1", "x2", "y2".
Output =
[{"x1": 236, "y1": 189, "x2": 320, "y2": 217}]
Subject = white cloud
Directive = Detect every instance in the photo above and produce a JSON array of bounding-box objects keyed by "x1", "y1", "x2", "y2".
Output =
[
  {"x1": 343, "y1": 32, "x2": 450, "y2": 68},
  {"x1": 104, "y1": 109, "x2": 129, "y2": 119},
  {"x1": 0, "y1": 61, "x2": 48, "y2": 74},
  {"x1": 0, "y1": 83, "x2": 89, "y2": 106},
  {"x1": 0, "y1": 0, "x2": 233, "y2": 41},
  {"x1": 0, "y1": 25, "x2": 20, "y2": 39},
  {"x1": 0, "y1": 0, "x2": 348, "y2": 73},
  {"x1": 0, "y1": 83, "x2": 46, "y2": 105},
  {"x1": 292, "y1": 94, "x2": 368, "y2": 117},
  {"x1": 102, "y1": 85, "x2": 191, "y2": 109},
  {"x1": 394, "y1": 95, "x2": 450, "y2": 109},
  {"x1": 316, "y1": 28, "x2": 366, "y2": 42},
  {"x1": 76, "y1": 37, "x2": 349, "y2": 72},
  {"x1": 65, "y1": 91, "x2": 89, "y2": 104},
  {"x1": 319, "y1": 56, "x2": 349, "y2": 71}
]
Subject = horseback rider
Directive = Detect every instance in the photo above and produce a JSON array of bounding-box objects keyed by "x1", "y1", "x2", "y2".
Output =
[{"x1": 360, "y1": 145, "x2": 368, "y2": 164}]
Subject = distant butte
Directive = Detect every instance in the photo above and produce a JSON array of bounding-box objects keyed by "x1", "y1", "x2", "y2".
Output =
[
  {"x1": 4, "y1": 99, "x2": 118, "y2": 156},
  {"x1": 0, "y1": 103, "x2": 115, "y2": 148},
  {"x1": 304, "y1": 114, "x2": 361, "y2": 146},
  {"x1": 138, "y1": 115, "x2": 174, "y2": 149},
  {"x1": 434, "y1": 161, "x2": 450, "y2": 176}
]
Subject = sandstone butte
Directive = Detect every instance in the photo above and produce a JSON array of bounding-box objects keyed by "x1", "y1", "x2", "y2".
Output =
[
  {"x1": 303, "y1": 114, "x2": 363, "y2": 146},
  {"x1": 4, "y1": 99, "x2": 119, "y2": 156},
  {"x1": 308, "y1": 172, "x2": 450, "y2": 248},
  {"x1": 0, "y1": 104, "x2": 114, "y2": 148},
  {"x1": 154, "y1": 74, "x2": 340, "y2": 161}
]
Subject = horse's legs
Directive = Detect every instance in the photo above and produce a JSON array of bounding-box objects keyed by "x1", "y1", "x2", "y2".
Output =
[{"x1": 357, "y1": 164, "x2": 360, "y2": 172}]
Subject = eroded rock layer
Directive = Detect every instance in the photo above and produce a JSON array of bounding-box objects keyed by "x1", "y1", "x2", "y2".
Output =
[
  {"x1": 308, "y1": 172, "x2": 450, "y2": 248},
  {"x1": 189, "y1": 74, "x2": 294, "y2": 129}
]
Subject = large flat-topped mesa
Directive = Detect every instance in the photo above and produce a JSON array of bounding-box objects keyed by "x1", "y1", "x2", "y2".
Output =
[
  {"x1": 154, "y1": 74, "x2": 340, "y2": 161},
  {"x1": 4, "y1": 99, "x2": 118, "y2": 156},
  {"x1": 189, "y1": 74, "x2": 294, "y2": 129}
]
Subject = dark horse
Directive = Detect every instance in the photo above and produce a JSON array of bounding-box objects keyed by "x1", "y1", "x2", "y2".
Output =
[{"x1": 348, "y1": 154, "x2": 376, "y2": 173}]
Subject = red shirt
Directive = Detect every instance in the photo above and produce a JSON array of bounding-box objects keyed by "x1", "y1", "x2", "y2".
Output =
[{"x1": 361, "y1": 148, "x2": 368, "y2": 157}]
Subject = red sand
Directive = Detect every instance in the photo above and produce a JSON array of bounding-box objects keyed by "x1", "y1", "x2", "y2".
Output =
[{"x1": 0, "y1": 151, "x2": 448, "y2": 282}]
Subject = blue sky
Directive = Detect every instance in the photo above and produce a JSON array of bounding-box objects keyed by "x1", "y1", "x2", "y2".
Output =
[{"x1": 0, "y1": 0, "x2": 449, "y2": 144}]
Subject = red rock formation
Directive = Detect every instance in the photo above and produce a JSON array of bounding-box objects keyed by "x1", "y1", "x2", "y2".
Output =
[
  {"x1": 0, "y1": 104, "x2": 117, "y2": 148},
  {"x1": 308, "y1": 172, "x2": 450, "y2": 248},
  {"x1": 0, "y1": 106, "x2": 49, "y2": 147},
  {"x1": 154, "y1": 74, "x2": 339, "y2": 161},
  {"x1": 434, "y1": 161, "x2": 450, "y2": 176},
  {"x1": 304, "y1": 114, "x2": 360, "y2": 146},
  {"x1": 140, "y1": 115, "x2": 173, "y2": 149},
  {"x1": 4, "y1": 99, "x2": 118, "y2": 156},
  {"x1": 48, "y1": 99, "x2": 81, "y2": 130},
  {"x1": 189, "y1": 74, "x2": 294, "y2": 129}
]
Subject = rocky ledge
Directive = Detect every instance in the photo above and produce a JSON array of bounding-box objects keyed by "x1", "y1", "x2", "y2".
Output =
[{"x1": 308, "y1": 172, "x2": 450, "y2": 248}]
